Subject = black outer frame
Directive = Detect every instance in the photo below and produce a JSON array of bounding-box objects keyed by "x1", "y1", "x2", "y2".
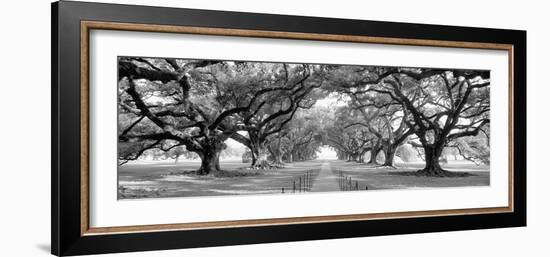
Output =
[{"x1": 51, "y1": 1, "x2": 526, "y2": 256}]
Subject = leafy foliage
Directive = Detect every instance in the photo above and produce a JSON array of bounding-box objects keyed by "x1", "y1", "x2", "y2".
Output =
[{"x1": 118, "y1": 57, "x2": 491, "y2": 176}]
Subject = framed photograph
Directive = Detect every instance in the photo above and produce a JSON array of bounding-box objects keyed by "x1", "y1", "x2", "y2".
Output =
[{"x1": 52, "y1": 1, "x2": 526, "y2": 256}]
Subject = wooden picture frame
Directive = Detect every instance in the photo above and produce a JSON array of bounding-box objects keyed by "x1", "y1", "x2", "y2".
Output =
[{"x1": 52, "y1": 1, "x2": 526, "y2": 256}]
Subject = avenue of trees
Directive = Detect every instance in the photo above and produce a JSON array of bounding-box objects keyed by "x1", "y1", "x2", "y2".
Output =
[{"x1": 118, "y1": 57, "x2": 490, "y2": 176}]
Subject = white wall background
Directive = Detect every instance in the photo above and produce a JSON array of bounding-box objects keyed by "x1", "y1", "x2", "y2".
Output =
[{"x1": 0, "y1": 0, "x2": 546, "y2": 256}]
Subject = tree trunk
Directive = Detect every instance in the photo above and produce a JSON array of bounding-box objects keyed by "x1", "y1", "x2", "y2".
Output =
[
  {"x1": 250, "y1": 144, "x2": 270, "y2": 169},
  {"x1": 197, "y1": 148, "x2": 221, "y2": 175},
  {"x1": 274, "y1": 140, "x2": 285, "y2": 165},
  {"x1": 251, "y1": 150, "x2": 257, "y2": 166},
  {"x1": 417, "y1": 144, "x2": 448, "y2": 176},
  {"x1": 382, "y1": 145, "x2": 396, "y2": 167},
  {"x1": 274, "y1": 152, "x2": 283, "y2": 165},
  {"x1": 293, "y1": 151, "x2": 300, "y2": 162},
  {"x1": 269, "y1": 145, "x2": 284, "y2": 166},
  {"x1": 368, "y1": 147, "x2": 380, "y2": 164},
  {"x1": 251, "y1": 147, "x2": 259, "y2": 167}
]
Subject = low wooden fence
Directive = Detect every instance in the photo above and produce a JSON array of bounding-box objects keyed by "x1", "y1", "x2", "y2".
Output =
[
  {"x1": 336, "y1": 170, "x2": 368, "y2": 191},
  {"x1": 281, "y1": 169, "x2": 319, "y2": 193}
]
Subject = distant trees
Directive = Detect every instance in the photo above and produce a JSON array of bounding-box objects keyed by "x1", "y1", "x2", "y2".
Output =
[
  {"x1": 118, "y1": 57, "x2": 490, "y2": 177},
  {"x1": 326, "y1": 67, "x2": 411, "y2": 166},
  {"x1": 345, "y1": 68, "x2": 490, "y2": 175},
  {"x1": 280, "y1": 108, "x2": 326, "y2": 163},
  {"x1": 168, "y1": 146, "x2": 192, "y2": 164},
  {"x1": 325, "y1": 106, "x2": 372, "y2": 162},
  {"x1": 329, "y1": 127, "x2": 373, "y2": 162},
  {"x1": 348, "y1": 92, "x2": 413, "y2": 167},
  {"x1": 228, "y1": 64, "x2": 324, "y2": 168}
]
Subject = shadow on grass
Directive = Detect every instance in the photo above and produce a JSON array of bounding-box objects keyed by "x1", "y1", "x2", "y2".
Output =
[
  {"x1": 167, "y1": 169, "x2": 263, "y2": 177},
  {"x1": 385, "y1": 171, "x2": 476, "y2": 178}
]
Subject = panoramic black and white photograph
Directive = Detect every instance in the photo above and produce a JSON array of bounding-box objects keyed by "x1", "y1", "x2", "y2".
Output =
[{"x1": 117, "y1": 56, "x2": 490, "y2": 199}]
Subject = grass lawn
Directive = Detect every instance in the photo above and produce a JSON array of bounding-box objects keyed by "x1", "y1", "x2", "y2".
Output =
[
  {"x1": 118, "y1": 160, "x2": 322, "y2": 199},
  {"x1": 331, "y1": 160, "x2": 489, "y2": 190},
  {"x1": 118, "y1": 159, "x2": 489, "y2": 199}
]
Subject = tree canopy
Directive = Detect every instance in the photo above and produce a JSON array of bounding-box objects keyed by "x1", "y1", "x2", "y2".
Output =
[{"x1": 118, "y1": 57, "x2": 490, "y2": 176}]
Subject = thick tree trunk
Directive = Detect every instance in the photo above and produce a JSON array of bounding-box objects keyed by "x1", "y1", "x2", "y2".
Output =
[
  {"x1": 194, "y1": 137, "x2": 225, "y2": 175},
  {"x1": 273, "y1": 152, "x2": 283, "y2": 165},
  {"x1": 368, "y1": 147, "x2": 380, "y2": 164},
  {"x1": 251, "y1": 151, "x2": 257, "y2": 167},
  {"x1": 250, "y1": 144, "x2": 270, "y2": 169},
  {"x1": 293, "y1": 152, "x2": 300, "y2": 162},
  {"x1": 246, "y1": 132, "x2": 270, "y2": 169},
  {"x1": 251, "y1": 147, "x2": 260, "y2": 167},
  {"x1": 267, "y1": 142, "x2": 284, "y2": 166},
  {"x1": 382, "y1": 145, "x2": 396, "y2": 167},
  {"x1": 360, "y1": 149, "x2": 370, "y2": 163},
  {"x1": 196, "y1": 148, "x2": 221, "y2": 175},
  {"x1": 417, "y1": 144, "x2": 449, "y2": 176}
]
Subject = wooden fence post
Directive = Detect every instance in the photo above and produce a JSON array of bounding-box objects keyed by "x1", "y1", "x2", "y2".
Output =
[{"x1": 305, "y1": 172, "x2": 308, "y2": 191}]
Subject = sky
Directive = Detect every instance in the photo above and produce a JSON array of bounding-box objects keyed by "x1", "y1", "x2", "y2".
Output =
[{"x1": 317, "y1": 146, "x2": 337, "y2": 160}]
